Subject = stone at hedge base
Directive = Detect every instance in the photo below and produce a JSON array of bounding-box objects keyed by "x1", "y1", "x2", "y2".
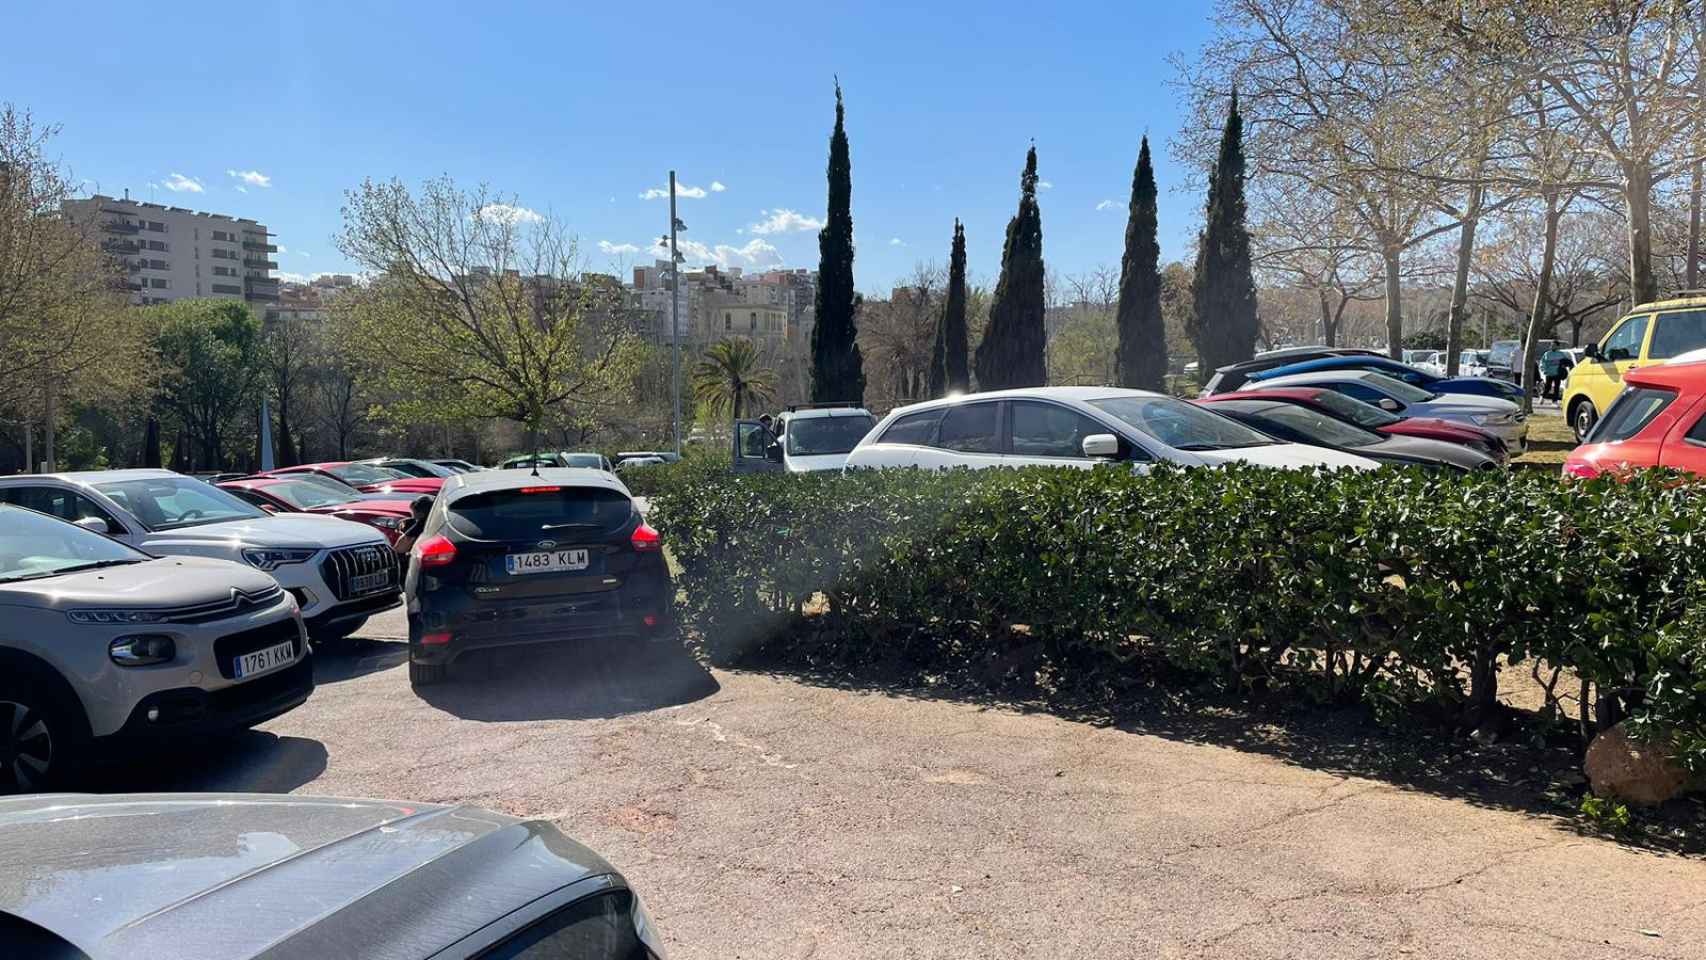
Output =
[{"x1": 1584, "y1": 723, "x2": 1689, "y2": 808}]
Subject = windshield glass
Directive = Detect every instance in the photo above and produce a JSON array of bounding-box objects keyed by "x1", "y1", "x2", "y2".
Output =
[
  {"x1": 1488, "y1": 340, "x2": 1520, "y2": 366},
  {"x1": 327, "y1": 463, "x2": 408, "y2": 484},
  {"x1": 1090, "y1": 396, "x2": 1274, "y2": 450},
  {"x1": 256, "y1": 477, "x2": 361, "y2": 510},
  {"x1": 1359, "y1": 372, "x2": 1436, "y2": 403},
  {"x1": 1302, "y1": 390, "x2": 1400, "y2": 428},
  {"x1": 787, "y1": 415, "x2": 876, "y2": 455},
  {"x1": 1242, "y1": 403, "x2": 1382, "y2": 448},
  {"x1": 381, "y1": 460, "x2": 454, "y2": 478},
  {"x1": 449, "y1": 486, "x2": 633, "y2": 540},
  {"x1": 95, "y1": 477, "x2": 266, "y2": 530},
  {"x1": 561, "y1": 453, "x2": 607, "y2": 469},
  {"x1": 0, "y1": 505, "x2": 149, "y2": 582}
]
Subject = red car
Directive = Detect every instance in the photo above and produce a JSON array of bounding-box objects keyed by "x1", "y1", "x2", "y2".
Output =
[
  {"x1": 219, "y1": 474, "x2": 422, "y2": 545},
  {"x1": 1563, "y1": 360, "x2": 1706, "y2": 478},
  {"x1": 263, "y1": 461, "x2": 444, "y2": 497},
  {"x1": 1199, "y1": 386, "x2": 1510, "y2": 464}
]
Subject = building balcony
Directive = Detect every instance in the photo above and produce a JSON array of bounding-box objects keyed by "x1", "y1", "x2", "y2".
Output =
[
  {"x1": 242, "y1": 240, "x2": 278, "y2": 253},
  {"x1": 101, "y1": 219, "x2": 139, "y2": 234},
  {"x1": 102, "y1": 239, "x2": 141, "y2": 255},
  {"x1": 246, "y1": 277, "x2": 281, "y2": 302},
  {"x1": 125, "y1": 281, "x2": 143, "y2": 292},
  {"x1": 243, "y1": 258, "x2": 278, "y2": 269}
]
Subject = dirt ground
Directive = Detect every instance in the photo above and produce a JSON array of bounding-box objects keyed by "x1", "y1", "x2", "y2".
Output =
[{"x1": 109, "y1": 607, "x2": 1706, "y2": 959}]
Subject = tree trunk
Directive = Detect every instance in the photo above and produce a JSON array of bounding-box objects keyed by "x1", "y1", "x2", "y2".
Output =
[
  {"x1": 1689, "y1": 157, "x2": 1702, "y2": 289},
  {"x1": 142, "y1": 417, "x2": 161, "y2": 468},
  {"x1": 1521, "y1": 192, "x2": 1562, "y2": 417},
  {"x1": 1317, "y1": 287, "x2": 1336, "y2": 347},
  {"x1": 1445, "y1": 183, "x2": 1484, "y2": 377},
  {"x1": 1381, "y1": 245, "x2": 1403, "y2": 360},
  {"x1": 42, "y1": 382, "x2": 57, "y2": 473},
  {"x1": 22, "y1": 416, "x2": 32, "y2": 474},
  {"x1": 1625, "y1": 160, "x2": 1658, "y2": 304}
]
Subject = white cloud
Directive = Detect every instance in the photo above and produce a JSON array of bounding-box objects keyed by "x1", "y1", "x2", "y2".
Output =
[
  {"x1": 598, "y1": 240, "x2": 641, "y2": 255},
  {"x1": 277, "y1": 271, "x2": 310, "y2": 284},
  {"x1": 235, "y1": 186, "x2": 247, "y2": 194},
  {"x1": 650, "y1": 236, "x2": 782, "y2": 270},
  {"x1": 1038, "y1": 180, "x2": 1054, "y2": 190},
  {"x1": 710, "y1": 181, "x2": 727, "y2": 192},
  {"x1": 162, "y1": 173, "x2": 204, "y2": 193},
  {"x1": 1095, "y1": 199, "x2": 1118, "y2": 211},
  {"x1": 226, "y1": 169, "x2": 271, "y2": 188},
  {"x1": 276, "y1": 244, "x2": 288, "y2": 253},
  {"x1": 297, "y1": 250, "x2": 311, "y2": 259},
  {"x1": 888, "y1": 237, "x2": 905, "y2": 247},
  {"x1": 475, "y1": 203, "x2": 544, "y2": 225},
  {"x1": 640, "y1": 182, "x2": 710, "y2": 200},
  {"x1": 747, "y1": 208, "x2": 823, "y2": 235}
]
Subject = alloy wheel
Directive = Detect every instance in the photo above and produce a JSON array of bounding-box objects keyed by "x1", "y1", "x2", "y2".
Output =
[
  {"x1": 0, "y1": 700, "x2": 54, "y2": 792},
  {"x1": 1573, "y1": 403, "x2": 1597, "y2": 443}
]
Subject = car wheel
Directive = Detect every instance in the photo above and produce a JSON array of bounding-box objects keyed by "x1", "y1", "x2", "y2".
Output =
[
  {"x1": 408, "y1": 660, "x2": 447, "y2": 687},
  {"x1": 1570, "y1": 399, "x2": 1599, "y2": 443},
  {"x1": 0, "y1": 678, "x2": 85, "y2": 794}
]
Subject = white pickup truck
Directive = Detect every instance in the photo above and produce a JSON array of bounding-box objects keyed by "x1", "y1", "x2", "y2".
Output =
[{"x1": 732, "y1": 404, "x2": 878, "y2": 474}]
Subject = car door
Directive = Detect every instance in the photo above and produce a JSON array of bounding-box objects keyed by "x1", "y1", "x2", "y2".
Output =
[
  {"x1": 928, "y1": 400, "x2": 1006, "y2": 470},
  {"x1": 1660, "y1": 396, "x2": 1706, "y2": 476},
  {"x1": 1576, "y1": 313, "x2": 1652, "y2": 415},
  {"x1": 731, "y1": 419, "x2": 782, "y2": 474},
  {"x1": 1005, "y1": 399, "x2": 1145, "y2": 472}
]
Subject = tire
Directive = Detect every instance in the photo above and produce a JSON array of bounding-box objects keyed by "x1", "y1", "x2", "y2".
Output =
[
  {"x1": 1570, "y1": 398, "x2": 1599, "y2": 443},
  {"x1": 0, "y1": 672, "x2": 87, "y2": 794},
  {"x1": 409, "y1": 660, "x2": 447, "y2": 687}
]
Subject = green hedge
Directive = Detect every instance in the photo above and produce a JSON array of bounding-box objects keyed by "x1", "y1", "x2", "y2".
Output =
[{"x1": 646, "y1": 461, "x2": 1706, "y2": 754}]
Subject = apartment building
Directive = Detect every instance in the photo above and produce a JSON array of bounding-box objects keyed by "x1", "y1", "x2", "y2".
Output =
[
  {"x1": 62, "y1": 193, "x2": 279, "y2": 311},
  {"x1": 628, "y1": 260, "x2": 817, "y2": 345}
]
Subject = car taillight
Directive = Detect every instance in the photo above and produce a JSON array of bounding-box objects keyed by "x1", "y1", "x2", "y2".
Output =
[
  {"x1": 519, "y1": 486, "x2": 561, "y2": 494},
  {"x1": 631, "y1": 522, "x2": 661, "y2": 552},
  {"x1": 416, "y1": 534, "x2": 457, "y2": 566},
  {"x1": 1562, "y1": 460, "x2": 1599, "y2": 480},
  {"x1": 420, "y1": 631, "x2": 452, "y2": 645}
]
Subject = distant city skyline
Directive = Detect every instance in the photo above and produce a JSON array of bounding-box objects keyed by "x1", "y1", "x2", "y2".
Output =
[{"x1": 3, "y1": 0, "x2": 1214, "y2": 294}]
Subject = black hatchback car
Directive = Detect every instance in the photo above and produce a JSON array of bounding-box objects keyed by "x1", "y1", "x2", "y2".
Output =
[
  {"x1": 0, "y1": 792, "x2": 668, "y2": 959},
  {"x1": 403, "y1": 468, "x2": 671, "y2": 686}
]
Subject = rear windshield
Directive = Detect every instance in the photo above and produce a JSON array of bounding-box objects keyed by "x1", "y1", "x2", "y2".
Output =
[
  {"x1": 788, "y1": 415, "x2": 876, "y2": 456},
  {"x1": 326, "y1": 463, "x2": 407, "y2": 484},
  {"x1": 1589, "y1": 386, "x2": 1677, "y2": 444},
  {"x1": 448, "y1": 486, "x2": 633, "y2": 540}
]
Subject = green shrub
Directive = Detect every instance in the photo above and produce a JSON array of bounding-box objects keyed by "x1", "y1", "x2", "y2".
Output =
[{"x1": 648, "y1": 463, "x2": 1706, "y2": 750}]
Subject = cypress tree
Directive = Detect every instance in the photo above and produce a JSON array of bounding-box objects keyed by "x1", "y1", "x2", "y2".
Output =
[
  {"x1": 1190, "y1": 92, "x2": 1258, "y2": 379},
  {"x1": 1115, "y1": 136, "x2": 1167, "y2": 391},
  {"x1": 942, "y1": 219, "x2": 970, "y2": 394},
  {"x1": 975, "y1": 146, "x2": 1047, "y2": 391},
  {"x1": 810, "y1": 78, "x2": 864, "y2": 404}
]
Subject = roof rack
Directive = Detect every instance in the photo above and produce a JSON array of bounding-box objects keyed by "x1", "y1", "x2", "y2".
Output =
[{"x1": 785, "y1": 401, "x2": 864, "y2": 412}]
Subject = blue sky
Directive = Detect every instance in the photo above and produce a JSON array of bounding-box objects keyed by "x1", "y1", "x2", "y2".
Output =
[{"x1": 5, "y1": 0, "x2": 1214, "y2": 293}]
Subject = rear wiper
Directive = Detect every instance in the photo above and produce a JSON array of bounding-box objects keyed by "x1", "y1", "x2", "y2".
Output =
[{"x1": 540, "y1": 521, "x2": 601, "y2": 531}]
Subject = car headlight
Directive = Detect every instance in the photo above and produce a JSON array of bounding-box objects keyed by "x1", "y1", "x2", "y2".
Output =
[
  {"x1": 242, "y1": 547, "x2": 318, "y2": 571},
  {"x1": 68, "y1": 609, "x2": 168, "y2": 625},
  {"x1": 631, "y1": 891, "x2": 668, "y2": 959},
  {"x1": 369, "y1": 516, "x2": 404, "y2": 529},
  {"x1": 109, "y1": 634, "x2": 176, "y2": 666}
]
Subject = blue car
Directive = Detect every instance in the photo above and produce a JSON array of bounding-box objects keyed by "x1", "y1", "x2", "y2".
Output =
[{"x1": 1245, "y1": 354, "x2": 1525, "y2": 400}]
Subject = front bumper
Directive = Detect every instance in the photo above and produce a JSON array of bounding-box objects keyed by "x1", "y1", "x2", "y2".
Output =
[
  {"x1": 303, "y1": 590, "x2": 401, "y2": 635},
  {"x1": 106, "y1": 653, "x2": 314, "y2": 739}
]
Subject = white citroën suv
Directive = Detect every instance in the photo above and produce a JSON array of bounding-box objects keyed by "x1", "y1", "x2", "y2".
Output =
[
  {"x1": 0, "y1": 504, "x2": 313, "y2": 791},
  {"x1": 0, "y1": 470, "x2": 402, "y2": 642}
]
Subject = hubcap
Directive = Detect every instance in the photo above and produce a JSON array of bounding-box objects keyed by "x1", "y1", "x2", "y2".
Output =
[
  {"x1": 1575, "y1": 407, "x2": 1594, "y2": 438},
  {"x1": 0, "y1": 700, "x2": 53, "y2": 792}
]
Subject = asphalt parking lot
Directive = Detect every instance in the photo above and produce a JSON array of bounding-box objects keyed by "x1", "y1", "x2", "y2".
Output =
[{"x1": 107, "y1": 607, "x2": 1706, "y2": 959}]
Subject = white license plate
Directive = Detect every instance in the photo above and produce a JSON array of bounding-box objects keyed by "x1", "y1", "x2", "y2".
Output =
[
  {"x1": 505, "y1": 549, "x2": 590, "y2": 575},
  {"x1": 234, "y1": 640, "x2": 295, "y2": 679},
  {"x1": 349, "y1": 571, "x2": 391, "y2": 595}
]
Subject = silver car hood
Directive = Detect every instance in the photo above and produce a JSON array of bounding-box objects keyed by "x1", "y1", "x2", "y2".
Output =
[
  {"x1": 140, "y1": 514, "x2": 384, "y2": 550},
  {"x1": 0, "y1": 555, "x2": 278, "y2": 610}
]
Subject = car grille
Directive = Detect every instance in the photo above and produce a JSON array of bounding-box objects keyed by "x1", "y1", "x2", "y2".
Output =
[
  {"x1": 213, "y1": 618, "x2": 302, "y2": 679},
  {"x1": 147, "y1": 584, "x2": 284, "y2": 624},
  {"x1": 319, "y1": 544, "x2": 400, "y2": 602}
]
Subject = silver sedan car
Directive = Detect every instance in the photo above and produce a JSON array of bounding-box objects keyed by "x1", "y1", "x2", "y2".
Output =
[{"x1": 0, "y1": 504, "x2": 312, "y2": 791}]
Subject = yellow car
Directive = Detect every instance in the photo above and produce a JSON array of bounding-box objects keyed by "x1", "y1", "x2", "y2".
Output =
[{"x1": 1564, "y1": 292, "x2": 1706, "y2": 441}]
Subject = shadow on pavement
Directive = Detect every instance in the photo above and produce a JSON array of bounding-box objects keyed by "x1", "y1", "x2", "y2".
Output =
[
  {"x1": 312, "y1": 637, "x2": 410, "y2": 684},
  {"x1": 415, "y1": 636, "x2": 719, "y2": 722},
  {"x1": 723, "y1": 637, "x2": 1706, "y2": 855},
  {"x1": 84, "y1": 731, "x2": 329, "y2": 794}
]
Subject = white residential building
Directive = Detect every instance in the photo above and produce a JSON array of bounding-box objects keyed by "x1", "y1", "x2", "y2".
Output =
[{"x1": 62, "y1": 193, "x2": 279, "y2": 311}]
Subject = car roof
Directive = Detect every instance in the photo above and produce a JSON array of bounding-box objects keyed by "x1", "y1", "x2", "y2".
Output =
[
  {"x1": 783, "y1": 406, "x2": 873, "y2": 420},
  {"x1": 0, "y1": 793, "x2": 614, "y2": 960},
  {"x1": 1254, "y1": 370, "x2": 1385, "y2": 389},
  {"x1": 1630, "y1": 292, "x2": 1706, "y2": 313},
  {"x1": 445, "y1": 466, "x2": 630, "y2": 500},
  {"x1": 1249, "y1": 355, "x2": 1414, "y2": 380},
  {"x1": 0, "y1": 468, "x2": 187, "y2": 487},
  {"x1": 1200, "y1": 387, "x2": 1326, "y2": 403},
  {"x1": 882, "y1": 386, "x2": 1171, "y2": 420}
]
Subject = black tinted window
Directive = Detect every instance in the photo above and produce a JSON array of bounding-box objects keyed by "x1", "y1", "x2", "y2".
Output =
[
  {"x1": 1009, "y1": 400, "x2": 1108, "y2": 457},
  {"x1": 0, "y1": 487, "x2": 120, "y2": 529},
  {"x1": 1689, "y1": 412, "x2": 1706, "y2": 444},
  {"x1": 449, "y1": 486, "x2": 632, "y2": 540},
  {"x1": 1646, "y1": 309, "x2": 1706, "y2": 360},
  {"x1": 935, "y1": 403, "x2": 1000, "y2": 453},
  {"x1": 879, "y1": 409, "x2": 943, "y2": 445},
  {"x1": 477, "y1": 893, "x2": 645, "y2": 960},
  {"x1": 1589, "y1": 386, "x2": 1676, "y2": 443}
]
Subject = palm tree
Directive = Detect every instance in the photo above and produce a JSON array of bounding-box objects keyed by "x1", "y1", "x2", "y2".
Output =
[{"x1": 692, "y1": 337, "x2": 779, "y2": 427}]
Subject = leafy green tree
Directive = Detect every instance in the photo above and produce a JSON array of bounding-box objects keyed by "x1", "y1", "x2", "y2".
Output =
[
  {"x1": 1116, "y1": 137, "x2": 1167, "y2": 390},
  {"x1": 1190, "y1": 93, "x2": 1259, "y2": 378},
  {"x1": 810, "y1": 80, "x2": 865, "y2": 404},
  {"x1": 975, "y1": 146, "x2": 1048, "y2": 390},
  {"x1": 936, "y1": 220, "x2": 971, "y2": 395},
  {"x1": 693, "y1": 337, "x2": 778, "y2": 427},
  {"x1": 147, "y1": 299, "x2": 264, "y2": 470}
]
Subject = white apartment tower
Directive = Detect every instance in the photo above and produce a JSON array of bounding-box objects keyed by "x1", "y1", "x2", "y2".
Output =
[{"x1": 62, "y1": 193, "x2": 279, "y2": 311}]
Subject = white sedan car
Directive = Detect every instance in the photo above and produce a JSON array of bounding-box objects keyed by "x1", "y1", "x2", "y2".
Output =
[
  {"x1": 1247, "y1": 369, "x2": 1528, "y2": 454},
  {"x1": 845, "y1": 387, "x2": 1379, "y2": 473}
]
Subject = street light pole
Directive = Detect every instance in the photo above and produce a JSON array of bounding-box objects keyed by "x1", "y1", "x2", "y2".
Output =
[{"x1": 669, "y1": 170, "x2": 681, "y2": 456}]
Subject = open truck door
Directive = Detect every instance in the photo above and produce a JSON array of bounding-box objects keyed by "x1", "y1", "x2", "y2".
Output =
[{"x1": 732, "y1": 419, "x2": 784, "y2": 474}]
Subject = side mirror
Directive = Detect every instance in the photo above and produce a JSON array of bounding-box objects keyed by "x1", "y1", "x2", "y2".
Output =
[
  {"x1": 1582, "y1": 342, "x2": 1602, "y2": 361},
  {"x1": 1081, "y1": 433, "x2": 1121, "y2": 459},
  {"x1": 74, "y1": 516, "x2": 114, "y2": 534},
  {"x1": 765, "y1": 441, "x2": 783, "y2": 463},
  {"x1": 1378, "y1": 398, "x2": 1401, "y2": 412}
]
